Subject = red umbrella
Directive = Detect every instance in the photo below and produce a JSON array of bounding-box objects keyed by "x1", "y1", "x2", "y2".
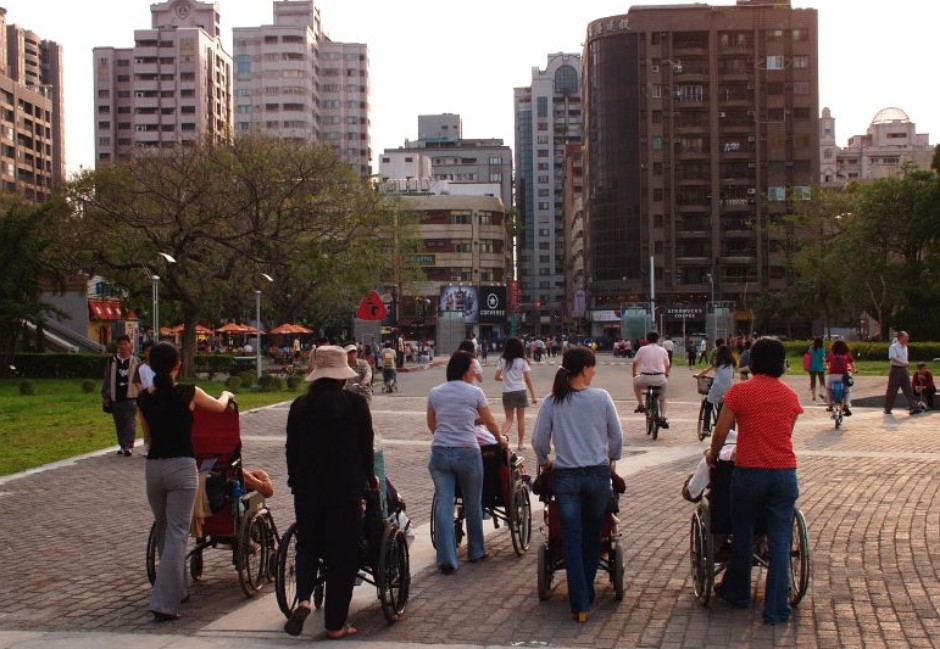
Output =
[
  {"x1": 268, "y1": 323, "x2": 298, "y2": 335},
  {"x1": 215, "y1": 322, "x2": 247, "y2": 334}
]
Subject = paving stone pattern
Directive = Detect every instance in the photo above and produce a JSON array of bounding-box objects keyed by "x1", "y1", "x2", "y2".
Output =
[{"x1": 2, "y1": 372, "x2": 940, "y2": 648}]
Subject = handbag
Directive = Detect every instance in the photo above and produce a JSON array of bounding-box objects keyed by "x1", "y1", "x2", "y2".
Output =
[
  {"x1": 843, "y1": 373, "x2": 854, "y2": 387},
  {"x1": 802, "y1": 351, "x2": 811, "y2": 372}
]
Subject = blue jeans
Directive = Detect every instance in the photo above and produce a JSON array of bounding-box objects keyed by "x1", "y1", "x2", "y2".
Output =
[
  {"x1": 717, "y1": 467, "x2": 799, "y2": 624},
  {"x1": 429, "y1": 445, "x2": 484, "y2": 568},
  {"x1": 554, "y1": 465, "x2": 610, "y2": 614}
]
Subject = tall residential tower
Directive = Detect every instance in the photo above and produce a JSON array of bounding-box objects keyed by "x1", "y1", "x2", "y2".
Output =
[
  {"x1": 0, "y1": 7, "x2": 65, "y2": 199},
  {"x1": 514, "y1": 53, "x2": 581, "y2": 332},
  {"x1": 233, "y1": 0, "x2": 371, "y2": 176},
  {"x1": 93, "y1": 0, "x2": 233, "y2": 165},
  {"x1": 582, "y1": 0, "x2": 819, "y2": 332}
]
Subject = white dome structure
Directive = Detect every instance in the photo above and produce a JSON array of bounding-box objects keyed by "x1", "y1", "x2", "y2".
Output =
[{"x1": 871, "y1": 107, "x2": 910, "y2": 124}]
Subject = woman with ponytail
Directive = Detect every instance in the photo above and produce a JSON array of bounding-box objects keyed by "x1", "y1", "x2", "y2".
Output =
[
  {"x1": 532, "y1": 346, "x2": 623, "y2": 622},
  {"x1": 137, "y1": 342, "x2": 234, "y2": 622}
]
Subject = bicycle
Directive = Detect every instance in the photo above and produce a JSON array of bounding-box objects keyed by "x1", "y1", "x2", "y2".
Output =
[
  {"x1": 696, "y1": 376, "x2": 718, "y2": 442},
  {"x1": 645, "y1": 385, "x2": 663, "y2": 440}
]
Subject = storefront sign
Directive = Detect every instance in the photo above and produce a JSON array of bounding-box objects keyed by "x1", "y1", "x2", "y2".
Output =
[
  {"x1": 478, "y1": 286, "x2": 507, "y2": 324},
  {"x1": 663, "y1": 305, "x2": 705, "y2": 322}
]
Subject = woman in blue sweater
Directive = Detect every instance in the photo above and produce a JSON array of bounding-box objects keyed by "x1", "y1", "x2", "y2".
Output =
[{"x1": 533, "y1": 346, "x2": 624, "y2": 622}]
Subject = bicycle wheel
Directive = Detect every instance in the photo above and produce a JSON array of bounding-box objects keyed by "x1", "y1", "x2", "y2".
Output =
[
  {"x1": 697, "y1": 399, "x2": 709, "y2": 441},
  {"x1": 648, "y1": 400, "x2": 660, "y2": 441}
]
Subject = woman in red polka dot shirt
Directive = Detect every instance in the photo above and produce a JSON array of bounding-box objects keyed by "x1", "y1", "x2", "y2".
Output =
[{"x1": 705, "y1": 338, "x2": 804, "y2": 625}]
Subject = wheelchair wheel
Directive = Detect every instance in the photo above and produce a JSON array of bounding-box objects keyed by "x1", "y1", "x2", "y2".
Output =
[
  {"x1": 536, "y1": 543, "x2": 552, "y2": 601},
  {"x1": 275, "y1": 523, "x2": 298, "y2": 617},
  {"x1": 788, "y1": 508, "x2": 812, "y2": 606},
  {"x1": 611, "y1": 544, "x2": 624, "y2": 601},
  {"x1": 689, "y1": 505, "x2": 714, "y2": 606},
  {"x1": 429, "y1": 492, "x2": 463, "y2": 550},
  {"x1": 237, "y1": 509, "x2": 270, "y2": 597},
  {"x1": 146, "y1": 521, "x2": 195, "y2": 587},
  {"x1": 508, "y1": 483, "x2": 532, "y2": 555},
  {"x1": 377, "y1": 524, "x2": 410, "y2": 624}
]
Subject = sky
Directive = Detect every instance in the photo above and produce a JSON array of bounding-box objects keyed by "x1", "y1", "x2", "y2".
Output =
[{"x1": 3, "y1": 0, "x2": 938, "y2": 175}]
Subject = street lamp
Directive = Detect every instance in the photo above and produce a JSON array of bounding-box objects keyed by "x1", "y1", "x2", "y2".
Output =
[
  {"x1": 705, "y1": 272, "x2": 715, "y2": 340},
  {"x1": 152, "y1": 252, "x2": 176, "y2": 341},
  {"x1": 256, "y1": 273, "x2": 274, "y2": 382}
]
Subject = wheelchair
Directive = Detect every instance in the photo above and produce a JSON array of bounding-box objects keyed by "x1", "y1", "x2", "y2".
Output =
[
  {"x1": 429, "y1": 444, "x2": 532, "y2": 556},
  {"x1": 275, "y1": 485, "x2": 411, "y2": 625},
  {"x1": 534, "y1": 466, "x2": 625, "y2": 602},
  {"x1": 145, "y1": 405, "x2": 279, "y2": 598},
  {"x1": 688, "y1": 460, "x2": 811, "y2": 607}
]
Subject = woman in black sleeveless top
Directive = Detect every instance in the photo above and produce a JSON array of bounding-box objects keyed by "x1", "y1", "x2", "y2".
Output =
[{"x1": 137, "y1": 342, "x2": 233, "y2": 622}]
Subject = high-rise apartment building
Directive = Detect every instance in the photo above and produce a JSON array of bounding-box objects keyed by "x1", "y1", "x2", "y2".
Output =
[
  {"x1": 380, "y1": 113, "x2": 512, "y2": 211},
  {"x1": 93, "y1": 0, "x2": 233, "y2": 165},
  {"x1": 823, "y1": 106, "x2": 933, "y2": 186},
  {"x1": 514, "y1": 54, "x2": 581, "y2": 330},
  {"x1": 583, "y1": 0, "x2": 819, "y2": 320},
  {"x1": 0, "y1": 7, "x2": 64, "y2": 199},
  {"x1": 233, "y1": 1, "x2": 371, "y2": 176}
]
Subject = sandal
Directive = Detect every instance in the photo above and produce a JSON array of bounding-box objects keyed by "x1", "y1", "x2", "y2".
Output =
[
  {"x1": 326, "y1": 623, "x2": 358, "y2": 639},
  {"x1": 284, "y1": 605, "x2": 311, "y2": 636}
]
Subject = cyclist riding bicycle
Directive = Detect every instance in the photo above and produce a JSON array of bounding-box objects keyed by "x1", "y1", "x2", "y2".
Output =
[
  {"x1": 632, "y1": 331, "x2": 670, "y2": 429},
  {"x1": 693, "y1": 345, "x2": 736, "y2": 437}
]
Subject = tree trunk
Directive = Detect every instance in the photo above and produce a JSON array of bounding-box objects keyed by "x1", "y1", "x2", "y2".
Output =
[{"x1": 181, "y1": 309, "x2": 198, "y2": 378}]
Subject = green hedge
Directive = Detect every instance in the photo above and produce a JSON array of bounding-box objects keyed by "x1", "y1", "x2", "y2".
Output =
[
  {"x1": 12, "y1": 353, "x2": 109, "y2": 378},
  {"x1": 13, "y1": 353, "x2": 237, "y2": 378},
  {"x1": 781, "y1": 340, "x2": 940, "y2": 362}
]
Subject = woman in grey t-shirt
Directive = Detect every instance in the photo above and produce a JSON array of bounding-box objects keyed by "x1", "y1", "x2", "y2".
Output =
[{"x1": 427, "y1": 351, "x2": 505, "y2": 574}]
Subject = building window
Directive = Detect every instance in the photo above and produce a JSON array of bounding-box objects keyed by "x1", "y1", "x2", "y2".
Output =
[
  {"x1": 537, "y1": 96, "x2": 548, "y2": 118},
  {"x1": 765, "y1": 56, "x2": 785, "y2": 70},
  {"x1": 792, "y1": 55, "x2": 809, "y2": 69},
  {"x1": 793, "y1": 186, "x2": 811, "y2": 200},
  {"x1": 768, "y1": 186, "x2": 786, "y2": 201},
  {"x1": 793, "y1": 82, "x2": 809, "y2": 95},
  {"x1": 489, "y1": 173, "x2": 502, "y2": 182},
  {"x1": 652, "y1": 136, "x2": 662, "y2": 151},
  {"x1": 488, "y1": 156, "x2": 502, "y2": 165}
]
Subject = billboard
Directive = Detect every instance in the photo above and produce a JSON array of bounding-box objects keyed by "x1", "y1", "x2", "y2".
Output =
[
  {"x1": 438, "y1": 285, "x2": 508, "y2": 325},
  {"x1": 477, "y1": 286, "x2": 507, "y2": 324}
]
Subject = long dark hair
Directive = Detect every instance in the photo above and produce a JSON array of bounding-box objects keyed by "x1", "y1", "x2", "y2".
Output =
[
  {"x1": 446, "y1": 351, "x2": 474, "y2": 381},
  {"x1": 714, "y1": 345, "x2": 736, "y2": 369},
  {"x1": 457, "y1": 340, "x2": 476, "y2": 356},
  {"x1": 812, "y1": 336, "x2": 823, "y2": 350},
  {"x1": 501, "y1": 337, "x2": 525, "y2": 364},
  {"x1": 149, "y1": 342, "x2": 179, "y2": 391},
  {"x1": 551, "y1": 347, "x2": 596, "y2": 403}
]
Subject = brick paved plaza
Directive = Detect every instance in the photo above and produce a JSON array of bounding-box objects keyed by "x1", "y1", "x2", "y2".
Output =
[{"x1": 1, "y1": 359, "x2": 939, "y2": 648}]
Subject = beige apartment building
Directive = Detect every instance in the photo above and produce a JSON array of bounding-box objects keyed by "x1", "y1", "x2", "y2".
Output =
[
  {"x1": 233, "y1": 1, "x2": 371, "y2": 176},
  {"x1": 93, "y1": 0, "x2": 233, "y2": 165},
  {"x1": 0, "y1": 7, "x2": 64, "y2": 199}
]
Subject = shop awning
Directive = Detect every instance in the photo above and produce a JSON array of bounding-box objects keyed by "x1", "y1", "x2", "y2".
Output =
[{"x1": 88, "y1": 299, "x2": 123, "y2": 321}]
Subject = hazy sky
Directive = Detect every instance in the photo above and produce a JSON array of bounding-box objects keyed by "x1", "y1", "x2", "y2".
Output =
[{"x1": 3, "y1": 0, "x2": 938, "y2": 175}]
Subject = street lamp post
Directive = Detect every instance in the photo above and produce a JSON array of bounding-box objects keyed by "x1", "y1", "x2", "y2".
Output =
[
  {"x1": 256, "y1": 273, "x2": 274, "y2": 382},
  {"x1": 151, "y1": 252, "x2": 176, "y2": 341},
  {"x1": 705, "y1": 272, "x2": 715, "y2": 340}
]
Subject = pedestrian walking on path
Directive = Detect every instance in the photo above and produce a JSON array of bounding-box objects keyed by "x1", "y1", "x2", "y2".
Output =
[
  {"x1": 138, "y1": 342, "x2": 234, "y2": 623},
  {"x1": 496, "y1": 337, "x2": 538, "y2": 450},
  {"x1": 102, "y1": 335, "x2": 140, "y2": 456},
  {"x1": 284, "y1": 345, "x2": 375, "y2": 639},
  {"x1": 884, "y1": 331, "x2": 916, "y2": 415},
  {"x1": 533, "y1": 346, "x2": 623, "y2": 622},
  {"x1": 706, "y1": 338, "x2": 803, "y2": 625}
]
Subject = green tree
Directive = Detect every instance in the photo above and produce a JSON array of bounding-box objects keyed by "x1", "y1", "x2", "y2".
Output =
[
  {"x1": 68, "y1": 134, "x2": 402, "y2": 375},
  {"x1": 0, "y1": 195, "x2": 72, "y2": 374}
]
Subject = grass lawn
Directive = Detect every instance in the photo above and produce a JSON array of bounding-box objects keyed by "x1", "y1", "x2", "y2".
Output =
[
  {"x1": 0, "y1": 379, "x2": 296, "y2": 477},
  {"x1": 670, "y1": 353, "x2": 899, "y2": 376}
]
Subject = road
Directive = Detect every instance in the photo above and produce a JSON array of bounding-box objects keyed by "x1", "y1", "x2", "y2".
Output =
[{"x1": 1, "y1": 355, "x2": 938, "y2": 648}]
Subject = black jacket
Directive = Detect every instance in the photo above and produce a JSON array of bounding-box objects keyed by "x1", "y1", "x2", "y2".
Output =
[{"x1": 285, "y1": 382, "x2": 374, "y2": 503}]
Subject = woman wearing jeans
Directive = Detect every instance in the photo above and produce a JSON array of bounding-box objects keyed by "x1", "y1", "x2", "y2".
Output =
[
  {"x1": 533, "y1": 347, "x2": 623, "y2": 622},
  {"x1": 427, "y1": 351, "x2": 505, "y2": 574},
  {"x1": 706, "y1": 338, "x2": 804, "y2": 625}
]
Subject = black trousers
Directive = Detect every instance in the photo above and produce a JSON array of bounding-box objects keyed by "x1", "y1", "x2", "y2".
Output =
[
  {"x1": 294, "y1": 495, "x2": 361, "y2": 632},
  {"x1": 884, "y1": 365, "x2": 915, "y2": 412}
]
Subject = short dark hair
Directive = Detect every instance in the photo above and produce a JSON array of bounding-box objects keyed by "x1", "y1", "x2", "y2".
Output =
[
  {"x1": 117, "y1": 334, "x2": 131, "y2": 343},
  {"x1": 141, "y1": 340, "x2": 154, "y2": 351},
  {"x1": 457, "y1": 340, "x2": 476, "y2": 355},
  {"x1": 647, "y1": 331, "x2": 660, "y2": 343},
  {"x1": 446, "y1": 351, "x2": 474, "y2": 382},
  {"x1": 749, "y1": 338, "x2": 787, "y2": 378}
]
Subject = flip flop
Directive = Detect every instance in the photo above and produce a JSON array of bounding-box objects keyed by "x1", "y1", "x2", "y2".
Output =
[
  {"x1": 326, "y1": 623, "x2": 358, "y2": 639},
  {"x1": 284, "y1": 605, "x2": 311, "y2": 636}
]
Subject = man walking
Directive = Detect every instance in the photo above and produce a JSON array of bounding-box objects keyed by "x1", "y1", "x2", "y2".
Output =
[
  {"x1": 884, "y1": 331, "x2": 916, "y2": 415},
  {"x1": 102, "y1": 335, "x2": 140, "y2": 456}
]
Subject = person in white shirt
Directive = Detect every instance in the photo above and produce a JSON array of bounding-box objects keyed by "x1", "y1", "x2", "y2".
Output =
[
  {"x1": 632, "y1": 331, "x2": 671, "y2": 428},
  {"x1": 884, "y1": 331, "x2": 916, "y2": 415},
  {"x1": 698, "y1": 337, "x2": 708, "y2": 366},
  {"x1": 662, "y1": 336, "x2": 675, "y2": 366},
  {"x1": 495, "y1": 337, "x2": 538, "y2": 449}
]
